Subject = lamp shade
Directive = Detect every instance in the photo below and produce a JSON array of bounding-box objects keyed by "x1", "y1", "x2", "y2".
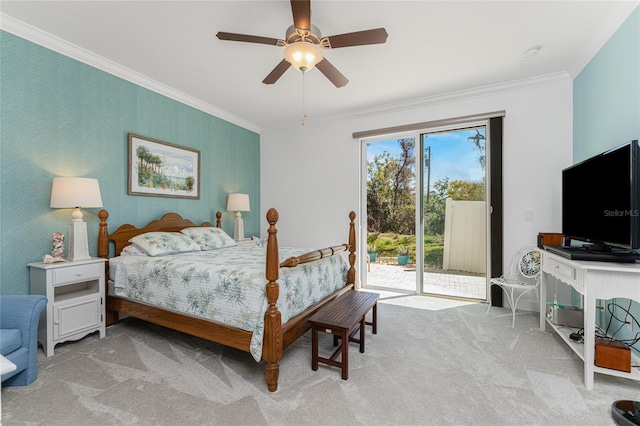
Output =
[
  {"x1": 284, "y1": 42, "x2": 323, "y2": 72},
  {"x1": 50, "y1": 177, "x2": 103, "y2": 208},
  {"x1": 226, "y1": 193, "x2": 250, "y2": 212}
]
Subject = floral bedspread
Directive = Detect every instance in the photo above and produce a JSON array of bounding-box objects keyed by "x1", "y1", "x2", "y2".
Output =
[{"x1": 111, "y1": 245, "x2": 349, "y2": 361}]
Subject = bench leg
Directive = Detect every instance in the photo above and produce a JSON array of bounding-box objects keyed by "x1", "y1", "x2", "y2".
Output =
[
  {"x1": 373, "y1": 302, "x2": 377, "y2": 334},
  {"x1": 312, "y1": 328, "x2": 319, "y2": 371},
  {"x1": 359, "y1": 317, "x2": 365, "y2": 353},
  {"x1": 341, "y1": 330, "x2": 349, "y2": 380},
  {"x1": 364, "y1": 302, "x2": 378, "y2": 334}
]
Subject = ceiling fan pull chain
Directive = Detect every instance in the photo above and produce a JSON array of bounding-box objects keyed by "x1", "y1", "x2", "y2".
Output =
[{"x1": 302, "y1": 69, "x2": 307, "y2": 125}]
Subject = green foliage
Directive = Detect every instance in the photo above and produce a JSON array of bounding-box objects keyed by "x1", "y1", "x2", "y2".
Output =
[
  {"x1": 366, "y1": 129, "x2": 486, "y2": 270},
  {"x1": 424, "y1": 178, "x2": 449, "y2": 235},
  {"x1": 366, "y1": 232, "x2": 444, "y2": 268},
  {"x1": 424, "y1": 245, "x2": 444, "y2": 268},
  {"x1": 397, "y1": 246, "x2": 409, "y2": 255},
  {"x1": 374, "y1": 235, "x2": 396, "y2": 255},
  {"x1": 367, "y1": 138, "x2": 416, "y2": 234},
  {"x1": 448, "y1": 179, "x2": 485, "y2": 201},
  {"x1": 423, "y1": 234, "x2": 443, "y2": 245},
  {"x1": 185, "y1": 176, "x2": 195, "y2": 191},
  {"x1": 136, "y1": 147, "x2": 195, "y2": 193},
  {"x1": 397, "y1": 235, "x2": 411, "y2": 245}
]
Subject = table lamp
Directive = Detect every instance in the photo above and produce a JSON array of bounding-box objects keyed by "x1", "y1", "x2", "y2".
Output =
[
  {"x1": 50, "y1": 177, "x2": 103, "y2": 261},
  {"x1": 227, "y1": 193, "x2": 250, "y2": 241}
]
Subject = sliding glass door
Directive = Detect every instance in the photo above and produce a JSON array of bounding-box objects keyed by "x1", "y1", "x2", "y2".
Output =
[
  {"x1": 362, "y1": 122, "x2": 491, "y2": 301},
  {"x1": 420, "y1": 127, "x2": 487, "y2": 300},
  {"x1": 364, "y1": 136, "x2": 418, "y2": 293}
]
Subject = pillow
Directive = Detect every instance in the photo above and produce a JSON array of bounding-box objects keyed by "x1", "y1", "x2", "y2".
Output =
[
  {"x1": 128, "y1": 232, "x2": 201, "y2": 256},
  {"x1": 120, "y1": 244, "x2": 148, "y2": 256},
  {"x1": 180, "y1": 227, "x2": 236, "y2": 251}
]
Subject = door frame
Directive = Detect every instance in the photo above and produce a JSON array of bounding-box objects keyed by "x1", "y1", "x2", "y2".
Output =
[
  {"x1": 359, "y1": 131, "x2": 419, "y2": 294},
  {"x1": 417, "y1": 121, "x2": 489, "y2": 299},
  {"x1": 357, "y1": 113, "x2": 504, "y2": 302}
]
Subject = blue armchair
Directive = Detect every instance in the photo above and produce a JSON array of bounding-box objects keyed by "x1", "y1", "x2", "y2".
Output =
[{"x1": 1, "y1": 295, "x2": 47, "y2": 386}]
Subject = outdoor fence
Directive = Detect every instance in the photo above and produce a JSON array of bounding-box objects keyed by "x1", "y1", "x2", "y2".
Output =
[{"x1": 442, "y1": 199, "x2": 486, "y2": 274}]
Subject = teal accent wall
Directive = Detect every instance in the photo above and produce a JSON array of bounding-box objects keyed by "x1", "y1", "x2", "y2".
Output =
[
  {"x1": 573, "y1": 7, "x2": 640, "y2": 355},
  {"x1": 0, "y1": 31, "x2": 260, "y2": 295},
  {"x1": 573, "y1": 7, "x2": 640, "y2": 162}
]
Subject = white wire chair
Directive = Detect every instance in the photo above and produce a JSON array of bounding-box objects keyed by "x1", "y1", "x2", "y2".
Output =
[{"x1": 486, "y1": 245, "x2": 543, "y2": 327}]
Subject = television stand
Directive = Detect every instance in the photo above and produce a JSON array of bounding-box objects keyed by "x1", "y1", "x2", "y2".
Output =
[{"x1": 540, "y1": 251, "x2": 640, "y2": 390}]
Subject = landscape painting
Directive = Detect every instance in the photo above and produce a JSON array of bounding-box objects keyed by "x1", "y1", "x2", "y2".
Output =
[{"x1": 128, "y1": 134, "x2": 200, "y2": 199}]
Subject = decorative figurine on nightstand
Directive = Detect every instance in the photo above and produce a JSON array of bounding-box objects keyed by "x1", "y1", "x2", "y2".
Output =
[{"x1": 52, "y1": 232, "x2": 64, "y2": 258}]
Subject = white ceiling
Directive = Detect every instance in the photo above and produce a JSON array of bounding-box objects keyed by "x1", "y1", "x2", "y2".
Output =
[{"x1": 1, "y1": 1, "x2": 638, "y2": 132}]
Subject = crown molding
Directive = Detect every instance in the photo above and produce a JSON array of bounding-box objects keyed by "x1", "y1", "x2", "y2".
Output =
[
  {"x1": 278, "y1": 71, "x2": 572, "y2": 131},
  {"x1": 351, "y1": 72, "x2": 573, "y2": 119},
  {"x1": 0, "y1": 13, "x2": 261, "y2": 134}
]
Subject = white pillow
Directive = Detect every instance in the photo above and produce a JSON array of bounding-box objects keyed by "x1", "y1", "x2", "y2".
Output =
[
  {"x1": 129, "y1": 232, "x2": 201, "y2": 256},
  {"x1": 120, "y1": 244, "x2": 148, "y2": 256},
  {"x1": 180, "y1": 227, "x2": 236, "y2": 251}
]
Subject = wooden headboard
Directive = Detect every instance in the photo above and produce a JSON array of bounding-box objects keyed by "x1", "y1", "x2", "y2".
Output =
[{"x1": 98, "y1": 210, "x2": 222, "y2": 257}]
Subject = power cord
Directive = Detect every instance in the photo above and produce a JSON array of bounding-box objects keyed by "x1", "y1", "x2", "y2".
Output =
[{"x1": 605, "y1": 299, "x2": 640, "y2": 350}]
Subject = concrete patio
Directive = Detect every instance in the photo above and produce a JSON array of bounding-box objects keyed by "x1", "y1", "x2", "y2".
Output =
[{"x1": 365, "y1": 262, "x2": 487, "y2": 300}]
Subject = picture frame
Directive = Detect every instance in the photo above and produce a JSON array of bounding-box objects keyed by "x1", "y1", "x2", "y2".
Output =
[{"x1": 128, "y1": 133, "x2": 200, "y2": 199}]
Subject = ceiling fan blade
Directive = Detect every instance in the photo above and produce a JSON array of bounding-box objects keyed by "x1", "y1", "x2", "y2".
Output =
[
  {"x1": 325, "y1": 28, "x2": 388, "y2": 49},
  {"x1": 262, "y1": 59, "x2": 292, "y2": 85},
  {"x1": 216, "y1": 32, "x2": 280, "y2": 46},
  {"x1": 290, "y1": 0, "x2": 311, "y2": 30},
  {"x1": 315, "y1": 59, "x2": 348, "y2": 88}
]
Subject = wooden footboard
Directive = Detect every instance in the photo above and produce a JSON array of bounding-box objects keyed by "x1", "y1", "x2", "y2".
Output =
[{"x1": 98, "y1": 208, "x2": 356, "y2": 392}]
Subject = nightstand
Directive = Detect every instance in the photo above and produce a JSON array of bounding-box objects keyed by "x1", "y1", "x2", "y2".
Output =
[{"x1": 28, "y1": 258, "x2": 107, "y2": 356}]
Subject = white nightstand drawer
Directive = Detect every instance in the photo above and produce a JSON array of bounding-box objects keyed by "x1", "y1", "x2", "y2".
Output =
[{"x1": 53, "y1": 263, "x2": 102, "y2": 286}]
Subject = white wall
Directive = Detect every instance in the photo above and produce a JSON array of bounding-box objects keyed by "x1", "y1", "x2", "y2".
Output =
[{"x1": 261, "y1": 72, "x2": 573, "y2": 305}]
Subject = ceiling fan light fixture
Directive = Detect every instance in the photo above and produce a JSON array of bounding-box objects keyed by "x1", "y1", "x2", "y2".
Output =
[{"x1": 284, "y1": 42, "x2": 323, "y2": 72}]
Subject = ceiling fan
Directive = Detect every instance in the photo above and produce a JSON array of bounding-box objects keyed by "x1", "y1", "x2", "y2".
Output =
[{"x1": 216, "y1": 0, "x2": 388, "y2": 88}]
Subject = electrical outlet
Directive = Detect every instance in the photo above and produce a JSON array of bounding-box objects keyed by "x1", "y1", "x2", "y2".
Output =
[{"x1": 626, "y1": 314, "x2": 633, "y2": 331}]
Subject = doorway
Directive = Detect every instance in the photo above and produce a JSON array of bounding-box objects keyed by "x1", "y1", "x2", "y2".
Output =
[
  {"x1": 420, "y1": 127, "x2": 487, "y2": 300},
  {"x1": 362, "y1": 123, "x2": 491, "y2": 301}
]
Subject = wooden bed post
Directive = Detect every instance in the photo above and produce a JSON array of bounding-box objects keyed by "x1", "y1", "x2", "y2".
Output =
[
  {"x1": 98, "y1": 209, "x2": 119, "y2": 326},
  {"x1": 263, "y1": 208, "x2": 283, "y2": 392},
  {"x1": 98, "y1": 210, "x2": 109, "y2": 259},
  {"x1": 347, "y1": 211, "x2": 356, "y2": 287}
]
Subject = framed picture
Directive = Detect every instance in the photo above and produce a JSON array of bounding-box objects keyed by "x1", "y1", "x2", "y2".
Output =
[{"x1": 128, "y1": 134, "x2": 200, "y2": 199}]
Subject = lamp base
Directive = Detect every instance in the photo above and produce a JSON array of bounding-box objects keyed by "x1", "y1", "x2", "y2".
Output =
[
  {"x1": 67, "y1": 221, "x2": 91, "y2": 261},
  {"x1": 233, "y1": 211, "x2": 245, "y2": 242}
]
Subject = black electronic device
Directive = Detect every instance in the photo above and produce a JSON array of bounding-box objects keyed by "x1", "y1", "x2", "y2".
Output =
[
  {"x1": 611, "y1": 400, "x2": 640, "y2": 426},
  {"x1": 544, "y1": 245, "x2": 640, "y2": 262},
  {"x1": 560, "y1": 140, "x2": 640, "y2": 262}
]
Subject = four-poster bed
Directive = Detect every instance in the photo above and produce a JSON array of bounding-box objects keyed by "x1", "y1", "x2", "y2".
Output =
[{"x1": 97, "y1": 208, "x2": 356, "y2": 392}]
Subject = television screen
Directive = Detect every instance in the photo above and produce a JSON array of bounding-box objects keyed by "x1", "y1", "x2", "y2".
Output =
[{"x1": 562, "y1": 140, "x2": 639, "y2": 251}]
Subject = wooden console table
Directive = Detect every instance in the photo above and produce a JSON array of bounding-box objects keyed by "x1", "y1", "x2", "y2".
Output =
[{"x1": 540, "y1": 251, "x2": 640, "y2": 390}]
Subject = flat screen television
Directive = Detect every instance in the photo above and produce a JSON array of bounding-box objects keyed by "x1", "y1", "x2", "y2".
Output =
[{"x1": 559, "y1": 139, "x2": 640, "y2": 262}]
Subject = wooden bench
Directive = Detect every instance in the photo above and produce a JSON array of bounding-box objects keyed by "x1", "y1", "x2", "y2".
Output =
[{"x1": 308, "y1": 290, "x2": 379, "y2": 380}]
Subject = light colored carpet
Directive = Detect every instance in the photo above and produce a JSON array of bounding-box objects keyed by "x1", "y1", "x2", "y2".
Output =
[{"x1": 2, "y1": 294, "x2": 636, "y2": 425}]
